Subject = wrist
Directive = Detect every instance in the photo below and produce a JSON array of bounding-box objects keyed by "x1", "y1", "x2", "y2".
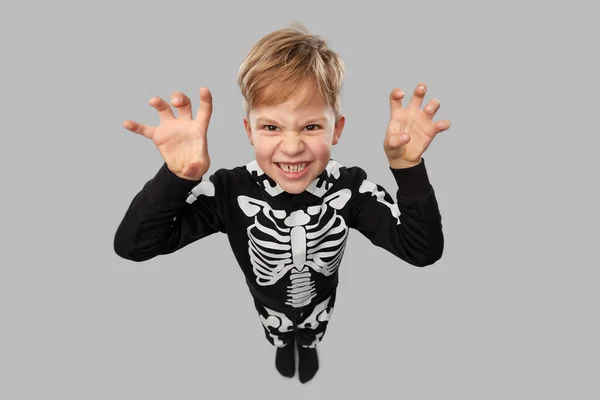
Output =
[{"x1": 388, "y1": 157, "x2": 422, "y2": 169}]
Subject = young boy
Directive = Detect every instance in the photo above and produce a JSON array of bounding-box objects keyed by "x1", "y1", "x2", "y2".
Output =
[{"x1": 113, "y1": 22, "x2": 450, "y2": 384}]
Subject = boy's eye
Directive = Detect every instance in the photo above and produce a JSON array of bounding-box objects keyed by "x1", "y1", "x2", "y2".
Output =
[{"x1": 261, "y1": 124, "x2": 322, "y2": 131}]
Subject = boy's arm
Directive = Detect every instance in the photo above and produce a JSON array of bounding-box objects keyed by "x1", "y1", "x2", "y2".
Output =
[
  {"x1": 113, "y1": 162, "x2": 227, "y2": 262},
  {"x1": 349, "y1": 158, "x2": 443, "y2": 267}
]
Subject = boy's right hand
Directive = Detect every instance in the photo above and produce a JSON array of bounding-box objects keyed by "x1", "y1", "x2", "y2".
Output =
[{"x1": 123, "y1": 87, "x2": 213, "y2": 181}]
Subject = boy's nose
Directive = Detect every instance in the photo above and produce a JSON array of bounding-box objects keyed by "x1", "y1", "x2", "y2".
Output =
[{"x1": 280, "y1": 135, "x2": 305, "y2": 154}]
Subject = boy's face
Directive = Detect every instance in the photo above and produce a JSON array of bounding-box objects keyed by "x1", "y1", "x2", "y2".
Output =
[{"x1": 243, "y1": 83, "x2": 345, "y2": 194}]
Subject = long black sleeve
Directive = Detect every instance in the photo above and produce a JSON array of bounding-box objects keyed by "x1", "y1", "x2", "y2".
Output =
[
  {"x1": 113, "y1": 162, "x2": 227, "y2": 262},
  {"x1": 349, "y1": 158, "x2": 444, "y2": 267}
]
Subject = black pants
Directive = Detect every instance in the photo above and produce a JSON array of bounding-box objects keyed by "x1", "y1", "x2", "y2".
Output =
[{"x1": 253, "y1": 291, "x2": 337, "y2": 348}]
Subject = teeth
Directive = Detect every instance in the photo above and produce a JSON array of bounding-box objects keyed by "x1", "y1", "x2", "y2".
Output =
[{"x1": 279, "y1": 163, "x2": 308, "y2": 172}]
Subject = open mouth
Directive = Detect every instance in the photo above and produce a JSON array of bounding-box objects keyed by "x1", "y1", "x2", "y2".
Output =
[{"x1": 276, "y1": 162, "x2": 311, "y2": 174}]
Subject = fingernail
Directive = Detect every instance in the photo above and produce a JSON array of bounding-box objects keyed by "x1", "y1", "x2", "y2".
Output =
[{"x1": 172, "y1": 96, "x2": 180, "y2": 103}]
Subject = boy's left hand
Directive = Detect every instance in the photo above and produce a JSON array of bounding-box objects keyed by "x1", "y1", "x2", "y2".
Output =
[{"x1": 384, "y1": 83, "x2": 451, "y2": 168}]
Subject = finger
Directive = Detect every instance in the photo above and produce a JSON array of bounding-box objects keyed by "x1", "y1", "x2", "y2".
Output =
[
  {"x1": 171, "y1": 91, "x2": 192, "y2": 119},
  {"x1": 387, "y1": 132, "x2": 411, "y2": 149},
  {"x1": 386, "y1": 120, "x2": 411, "y2": 147},
  {"x1": 409, "y1": 83, "x2": 427, "y2": 109},
  {"x1": 123, "y1": 120, "x2": 156, "y2": 139},
  {"x1": 195, "y1": 87, "x2": 213, "y2": 129},
  {"x1": 389, "y1": 88, "x2": 405, "y2": 119},
  {"x1": 149, "y1": 96, "x2": 175, "y2": 120},
  {"x1": 423, "y1": 98, "x2": 440, "y2": 120},
  {"x1": 434, "y1": 119, "x2": 451, "y2": 133}
]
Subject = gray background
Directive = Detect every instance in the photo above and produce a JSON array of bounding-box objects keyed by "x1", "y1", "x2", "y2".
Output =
[{"x1": 2, "y1": 0, "x2": 598, "y2": 398}]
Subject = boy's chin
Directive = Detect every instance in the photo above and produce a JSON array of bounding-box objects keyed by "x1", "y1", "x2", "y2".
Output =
[
  {"x1": 262, "y1": 161, "x2": 325, "y2": 194},
  {"x1": 271, "y1": 176, "x2": 310, "y2": 194}
]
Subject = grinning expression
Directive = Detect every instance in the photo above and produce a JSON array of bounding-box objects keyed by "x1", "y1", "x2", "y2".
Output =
[{"x1": 243, "y1": 82, "x2": 345, "y2": 194}]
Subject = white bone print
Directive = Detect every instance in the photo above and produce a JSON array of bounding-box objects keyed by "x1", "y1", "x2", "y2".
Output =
[
  {"x1": 237, "y1": 189, "x2": 351, "y2": 308},
  {"x1": 358, "y1": 179, "x2": 401, "y2": 225},
  {"x1": 298, "y1": 296, "x2": 334, "y2": 348},
  {"x1": 258, "y1": 307, "x2": 294, "y2": 347},
  {"x1": 258, "y1": 292, "x2": 334, "y2": 347},
  {"x1": 186, "y1": 179, "x2": 215, "y2": 203},
  {"x1": 246, "y1": 159, "x2": 343, "y2": 198}
]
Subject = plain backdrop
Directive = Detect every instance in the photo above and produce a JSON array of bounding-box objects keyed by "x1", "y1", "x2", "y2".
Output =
[{"x1": 1, "y1": 0, "x2": 598, "y2": 399}]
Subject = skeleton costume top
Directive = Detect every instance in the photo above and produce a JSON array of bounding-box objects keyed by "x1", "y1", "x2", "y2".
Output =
[{"x1": 113, "y1": 158, "x2": 444, "y2": 314}]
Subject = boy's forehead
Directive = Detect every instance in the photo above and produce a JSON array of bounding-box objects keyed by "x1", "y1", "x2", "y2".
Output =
[
  {"x1": 253, "y1": 106, "x2": 328, "y2": 119},
  {"x1": 251, "y1": 97, "x2": 331, "y2": 121},
  {"x1": 252, "y1": 113, "x2": 330, "y2": 127}
]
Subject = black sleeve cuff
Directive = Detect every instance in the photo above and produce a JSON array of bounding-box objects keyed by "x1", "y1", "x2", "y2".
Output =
[
  {"x1": 144, "y1": 162, "x2": 203, "y2": 205},
  {"x1": 389, "y1": 158, "x2": 433, "y2": 198}
]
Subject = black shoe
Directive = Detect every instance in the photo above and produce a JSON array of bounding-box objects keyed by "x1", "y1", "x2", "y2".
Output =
[
  {"x1": 297, "y1": 344, "x2": 319, "y2": 383},
  {"x1": 275, "y1": 342, "x2": 295, "y2": 378}
]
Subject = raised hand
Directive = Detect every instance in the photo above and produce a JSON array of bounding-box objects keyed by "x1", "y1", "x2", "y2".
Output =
[
  {"x1": 123, "y1": 87, "x2": 213, "y2": 181},
  {"x1": 383, "y1": 83, "x2": 451, "y2": 168}
]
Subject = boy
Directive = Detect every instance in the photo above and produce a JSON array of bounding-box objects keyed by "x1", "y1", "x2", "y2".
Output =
[{"x1": 113, "y1": 22, "x2": 450, "y2": 384}]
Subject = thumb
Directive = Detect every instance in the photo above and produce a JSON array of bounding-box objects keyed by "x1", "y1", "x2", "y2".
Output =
[{"x1": 388, "y1": 132, "x2": 411, "y2": 149}]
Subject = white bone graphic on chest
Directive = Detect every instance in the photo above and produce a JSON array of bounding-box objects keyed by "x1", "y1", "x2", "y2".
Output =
[{"x1": 237, "y1": 189, "x2": 351, "y2": 308}]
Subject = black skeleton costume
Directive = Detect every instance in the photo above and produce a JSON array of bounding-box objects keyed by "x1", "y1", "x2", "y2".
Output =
[{"x1": 114, "y1": 157, "x2": 444, "y2": 348}]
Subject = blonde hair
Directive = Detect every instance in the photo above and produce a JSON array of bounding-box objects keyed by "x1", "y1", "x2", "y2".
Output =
[{"x1": 237, "y1": 22, "x2": 345, "y2": 121}]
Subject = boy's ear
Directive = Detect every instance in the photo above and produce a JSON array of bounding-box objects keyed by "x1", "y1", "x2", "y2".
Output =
[
  {"x1": 332, "y1": 115, "x2": 345, "y2": 145},
  {"x1": 243, "y1": 117, "x2": 254, "y2": 146}
]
